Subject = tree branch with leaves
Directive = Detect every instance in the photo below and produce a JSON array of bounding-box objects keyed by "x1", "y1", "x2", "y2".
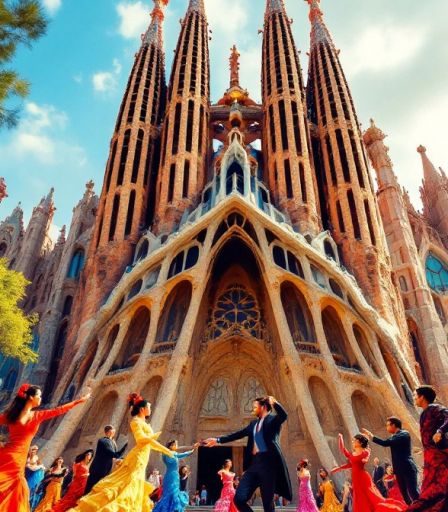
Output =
[
  {"x1": 0, "y1": 258, "x2": 38, "y2": 363},
  {"x1": 0, "y1": 0, "x2": 47, "y2": 128}
]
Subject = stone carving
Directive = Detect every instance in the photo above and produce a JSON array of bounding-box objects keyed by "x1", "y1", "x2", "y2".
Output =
[
  {"x1": 201, "y1": 378, "x2": 231, "y2": 416},
  {"x1": 242, "y1": 377, "x2": 266, "y2": 414}
]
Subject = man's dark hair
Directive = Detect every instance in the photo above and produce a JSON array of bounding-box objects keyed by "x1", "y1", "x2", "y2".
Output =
[
  {"x1": 387, "y1": 417, "x2": 402, "y2": 429},
  {"x1": 416, "y1": 385, "x2": 437, "y2": 404},
  {"x1": 255, "y1": 396, "x2": 272, "y2": 412},
  {"x1": 104, "y1": 425, "x2": 114, "y2": 434}
]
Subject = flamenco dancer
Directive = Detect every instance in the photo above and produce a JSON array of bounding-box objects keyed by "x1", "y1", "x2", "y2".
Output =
[
  {"x1": 407, "y1": 386, "x2": 448, "y2": 512},
  {"x1": 35, "y1": 457, "x2": 68, "y2": 512},
  {"x1": 0, "y1": 383, "x2": 90, "y2": 512},
  {"x1": 296, "y1": 459, "x2": 319, "y2": 512},
  {"x1": 318, "y1": 467, "x2": 343, "y2": 512},
  {"x1": 52, "y1": 450, "x2": 93, "y2": 512},
  {"x1": 213, "y1": 459, "x2": 237, "y2": 512},
  {"x1": 205, "y1": 396, "x2": 292, "y2": 512},
  {"x1": 25, "y1": 446, "x2": 45, "y2": 509},
  {"x1": 70, "y1": 393, "x2": 175, "y2": 512},
  {"x1": 153, "y1": 440, "x2": 198, "y2": 512},
  {"x1": 331, "y1": 433, "x2": 406, "y2": 512}
]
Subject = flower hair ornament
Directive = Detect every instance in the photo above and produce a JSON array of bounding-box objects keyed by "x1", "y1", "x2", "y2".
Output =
[
  {"x1": 128, "y1": 392, "x2": 144, "y2": 406},
  {"x1": 18, "y1": 383, "x2": 31, "y2": 399}
]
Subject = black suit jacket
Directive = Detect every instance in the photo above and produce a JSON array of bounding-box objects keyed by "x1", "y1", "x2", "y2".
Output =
[
  {"x1": 89, "y1": 437, "x2": 127, "y2": 479},
  {"x1": 218, "y1": 402, "x2": 292, "y2": 500},
  {"x1": 372, "y1": 430, "x2": 417, "y2": 472},
  {"x1": 372, "y1": 465, "x2": 387, "y2": 494}
]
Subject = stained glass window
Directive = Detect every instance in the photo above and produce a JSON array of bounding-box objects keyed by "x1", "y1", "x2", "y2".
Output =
[
  {"x1": 426, "y1": 253, "x2": 448, "y2": 293},
  {"x1": 204, "y1": 284, "x2": 262, "y2": 341}
]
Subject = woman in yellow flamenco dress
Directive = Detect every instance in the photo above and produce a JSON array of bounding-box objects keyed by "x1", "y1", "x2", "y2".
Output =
[
  {"x1": 69, "y1": 393, "x2": 174, "y2": 512},
  {"x1": 318, "y1": 468, "x2": 343, "y2": 512}
]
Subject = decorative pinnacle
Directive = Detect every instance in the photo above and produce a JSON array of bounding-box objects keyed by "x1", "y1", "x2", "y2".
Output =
[
  {"x1": 305, "y1": 0, "x2": 333, "y2": 48},
  {"x1": 187, "y1": 0, "x2": 205, "y2": 13},
  {"x1": 143, "y1": 0, "x2": 168, "y2": 48},
  {"x1": 229, "y1": 45, "x2": 240, "y2": 88},
  {"x1": 265, "y1": 0, "x2": 286, "y2": 16},
  {"x1": 363, "y1": 118, "x2": 387, "y2": 145},
  {"x1": 418, "y1": 144, "x2": 442, "y2": 188},
  {"x1": 0, "y1": 177, "x2": 7, "y2": 203}
]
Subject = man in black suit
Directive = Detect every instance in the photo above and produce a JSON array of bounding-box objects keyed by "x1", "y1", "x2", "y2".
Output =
[
  {"x1": 205, "y1": 396, "x2": 292, "y2": 512},
  {"x1": 83, "y1": 425, "x2": 128, "y2": 495},
  {"x1": 363, "y1": 416, "x2": 419, "y2": 504}
]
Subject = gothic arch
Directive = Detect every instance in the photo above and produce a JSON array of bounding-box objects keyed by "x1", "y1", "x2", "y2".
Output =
[
  {"x1": 280, "y1": 282, "x2": 317, "y2": 352},
  {"x1": 97, "y1": 324, "x2": 120, "y2": 373},
  {"x1": 407, "y1": 318, "x2": 428, "y2": 383},
  {"x1": 309, "y1": 376, "x2": 348, "y2": 463},
  {"x1": 67, "y1": 390, "x2": 118, "y2": 449},
  {"x1": 200, "y1": 377, "x2": 232, "y2": 417},
  {"x1": 154, "y1": 281, "x2": 192, "y2": 349},
  {"x1": 321, "y1": 306, "x2": 359, "y2": 371},
  {"x1": 352, "y1": 324, "x2": 380, "y2": 376},
  {"x1": 0, "y1": 242, "x2": 7, "y2": 257},
  {"x1": 110, "y1": 307, "x2": 150, "y2": 371},
  {"x1": 43, "y1": 319, "x2": 69, "y2": 401}
]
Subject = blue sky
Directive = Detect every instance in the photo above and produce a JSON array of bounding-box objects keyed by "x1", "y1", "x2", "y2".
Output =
[{"x1": 1, "y1": 0, "x2": 447, "y2": 240}]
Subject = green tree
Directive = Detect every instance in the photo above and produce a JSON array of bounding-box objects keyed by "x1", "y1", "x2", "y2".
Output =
[
  {"x1": 0, "y1": 0, "x2": 47, "y2": 128},
  {"x1": 0, "y1": 258, "x2": 38, "y2": 363}
]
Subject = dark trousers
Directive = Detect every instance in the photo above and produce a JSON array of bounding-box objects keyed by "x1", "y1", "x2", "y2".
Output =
[
  {"x1": 84, "y1": 469, "x2": 108, "y2": 496},
  {"x1": 234, "y1": 453, "x2": 275, "y2": 512},
  {"x1": 395, "y1": 464, "x2": 419, "y2": 505}
]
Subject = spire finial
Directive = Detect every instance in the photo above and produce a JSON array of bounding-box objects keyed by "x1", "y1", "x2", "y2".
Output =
[
  {"x1": 229, "y1": 45, "x2": 240, "y2": 88},
  {"x1": 417, "y1": 145, "x2": 426, "y2": 154},
  {"x1": 418, "y1": 144, "x2": 442, "y2": 188},
  {"x1": 143, "y1": 0, "x2": 168, "y2": 48},
  {"x1": 305, "y1": 0, "x2": 334, "y2": 47},
  {"x1": 187, "y1": 0, "x2": 205, "y2": 12},
  {"x1": 265, "y1": 0, "x2": 285, "y2": 17}
]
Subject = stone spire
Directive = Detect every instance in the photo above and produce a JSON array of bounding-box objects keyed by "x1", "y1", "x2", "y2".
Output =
[
  {"x1": 363, "y1": 119, "x2": 398, "y2": 189},
  {"x1": 265, "y1": 0, "x2": 285, "y2": 16},
  {"x1": 261, "y1": 0, "x2": 320, "y2": 236},
  {"x1": 418, "y1": 145, "x2": 442, "y2": 189},
  {"x1": 66, "y1": 0, "x2": 168, "y2": 344},
  {"x1": 229, "y1": 45, "x2": 240, "y2": 88},
  {"x1": 306, "y1": 0, "x2": 334, "y2": 48},
  {"x1": 154, "y1": 0, "x2": 210, "y2": 234},
  {"x1": 306, "y1": 2, "x2": 405, "y2": 325},
  {"x1": 56, "y1": 225, "x2": 66, "y2": 245},
  {"x1": 418, "y1": 145, "x2": 448, "y2": 245},
  {"x1": 143, "y1": 0, "x2": 168, "y2": 48},
  {"x1": 187, "y1": 0, "x2": 205, "y2": 12}
]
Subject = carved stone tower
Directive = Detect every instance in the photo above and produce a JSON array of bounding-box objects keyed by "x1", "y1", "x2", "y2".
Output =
[
  {"x1": 65, "y1": 0, "x2": 169, "y2": 354},
  {"x1": 154, "y1": 0, "x2": 210, "y2": 234},
  {"x1": 364, "y1": 121, "x2": 448, "y2": 398},
  {"x1": 305, "y1": 0, "x2": 405, "y2": 328},
  {"x1": 262, "y1": 0, "x2": 320, "y2": 236}
]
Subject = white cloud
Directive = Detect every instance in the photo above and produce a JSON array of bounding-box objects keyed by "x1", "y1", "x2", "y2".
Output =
[
  {"x1": 0, "y1": 102, "x2": 87, "y2": 167},
  {"x1": 342, "y1": 22, "x2": 427, "y2": 76},
  {"x1": 206, "y1": 0, "x2": 248, "y2": 33},
  {"x1": 92, "y1": 59, "x2": 122, "y2": 94},
  {"x1": 117, "y1": 1, "x2": 149, "y2": 39},
  {"x1": 49, "y1": 223, "x2": 61, "y2": 244},
  {"x1": 42, "y1": 0, "x2": 62, "y2": 15}
]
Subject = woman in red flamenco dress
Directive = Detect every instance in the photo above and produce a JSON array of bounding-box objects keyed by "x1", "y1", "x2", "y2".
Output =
[
  {"x1": 331, "y1": 433, "x2": 406, "y2": 512},
  {"x1": 52, "y1": 449, "x2": 94, "y2": 512},
  {"x1": 0, "y1": 383, "x2": 90, "y2": 512}
]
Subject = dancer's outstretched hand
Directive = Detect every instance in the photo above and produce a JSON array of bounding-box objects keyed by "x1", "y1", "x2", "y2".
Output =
[
  {"x1": 79, "y1": 392, "x2": 91, "y2": 403},
  {"x1": 330, "y1": 466, "x2": 341, "y2": 474},
  {"x1": 203, "y1": 438, "x2": 218, "y2": 447},
  {"x1": 361, "y1": 428, "x2": 373, "y2": 439}
]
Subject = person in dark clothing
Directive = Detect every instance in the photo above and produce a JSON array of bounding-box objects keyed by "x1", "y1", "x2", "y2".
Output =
[
  {"x1": 407, "y1": 386, "x2": 448, "y2": 512},
  {"x1": 83, "y1": 425, "x2": 127, "y2": 495},
  {"x1": 371, "y1": 457, "x2": 387, "y2": 497},
  {"x1": 363, "y1": 416, "x2": 419, "y2": 505},
  {"x1": 204, "y1": 396, "x2": 292, "y2": 512}
]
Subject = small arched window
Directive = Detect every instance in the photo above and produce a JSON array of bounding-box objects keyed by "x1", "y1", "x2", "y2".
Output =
[
  {"x1": 136, "y1": 239, "x2": 149, "y2": 261},
  {"x1": 399, "y1": 276, "x2": 409, "y2": 292},
  {"x1": 324, "y1": 240, "x2": 336, "y2": 260},
  {"x1": 67, "y1": 249, "x2": 85, "y2": 279},
  {"x1": 0, "y1": 242, "x2": 7, "y2": 257},
  {"x1": 62, "y1": 295, "x2": 73, "y2": 316}
]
